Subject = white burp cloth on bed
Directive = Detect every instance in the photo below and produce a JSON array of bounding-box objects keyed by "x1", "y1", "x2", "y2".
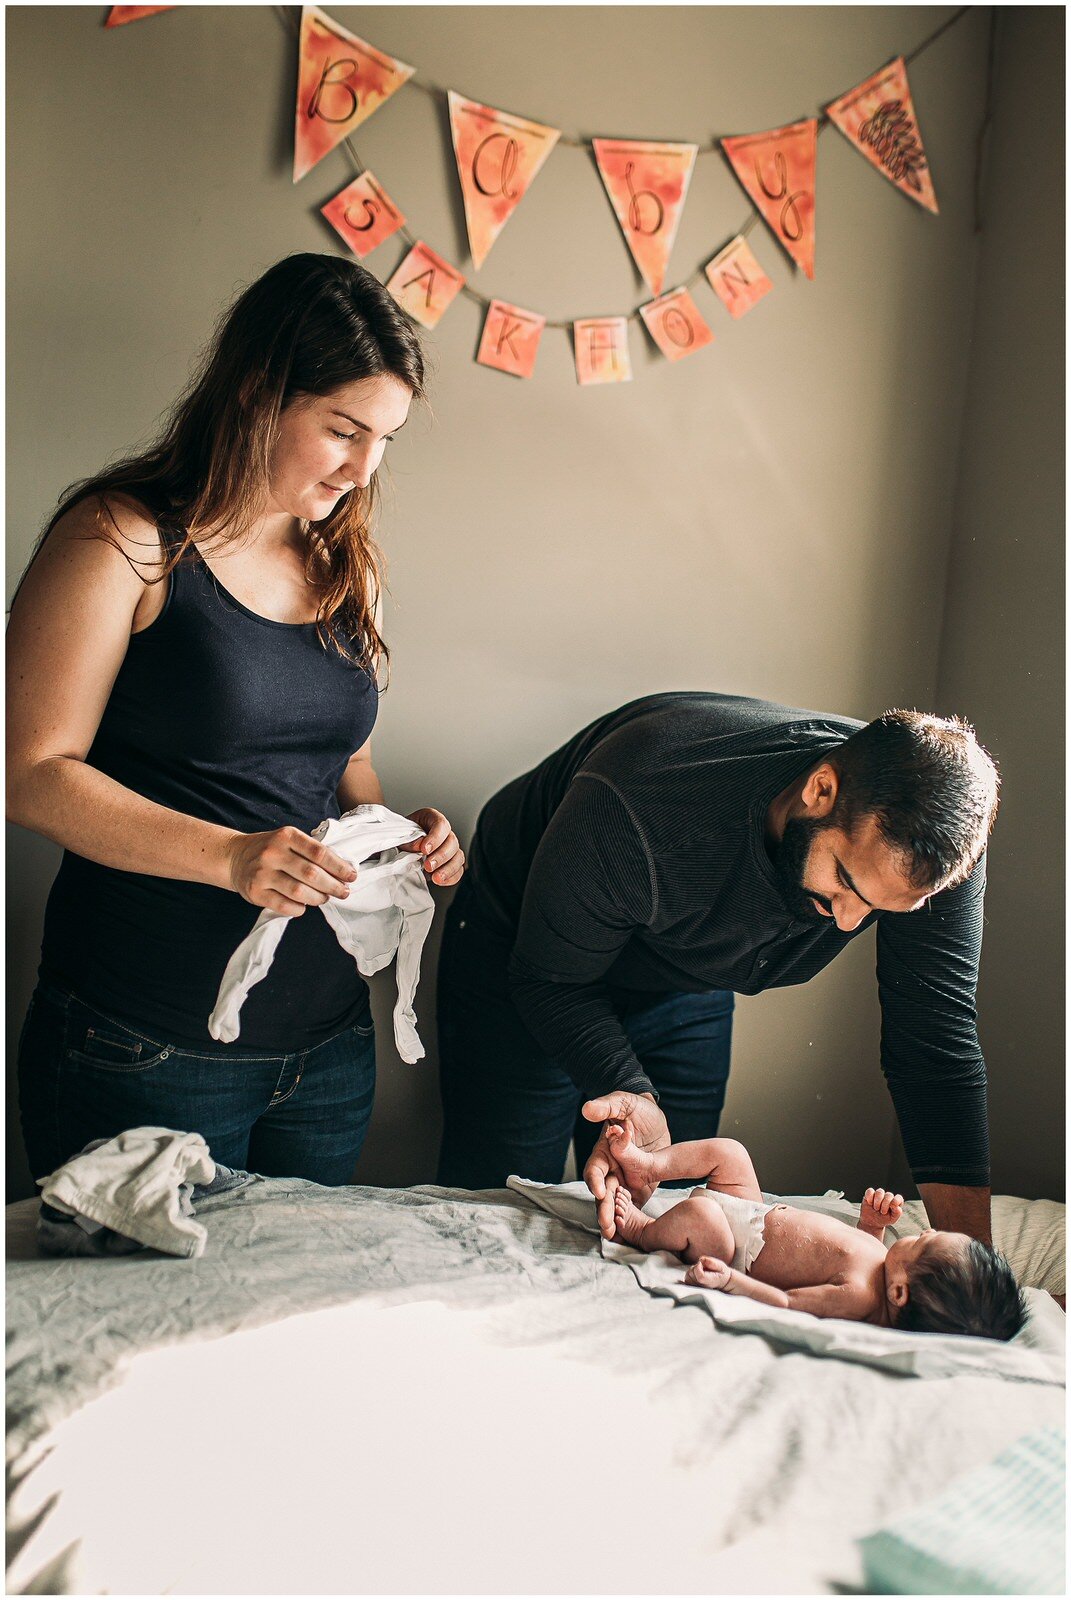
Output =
[{"x1": 696, "y1": 1189, "x2": 778, "y2": 1273}]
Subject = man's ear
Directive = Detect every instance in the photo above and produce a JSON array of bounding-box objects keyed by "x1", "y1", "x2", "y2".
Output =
[{"x1": 800, "y1": 761, "x2": 840, "y2": 820}]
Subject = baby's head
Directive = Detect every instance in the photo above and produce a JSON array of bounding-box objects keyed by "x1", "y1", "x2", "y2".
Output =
[{"x1": 884, "y1": 1229, "x2": 1026, "y2": 1342}]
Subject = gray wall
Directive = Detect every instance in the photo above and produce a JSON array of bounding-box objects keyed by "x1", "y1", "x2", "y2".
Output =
[{"x1": 6, "y1": 7, "x2": 1062, "y2": 1202}]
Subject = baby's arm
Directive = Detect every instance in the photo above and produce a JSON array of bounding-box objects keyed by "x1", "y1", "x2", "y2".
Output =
[
  {"x1": 857, "y1": 1187, "x2": 904, "y2": 1243},
  {"x1": 685, "y1": 1259, "x2": 873, "y2": 1320}
]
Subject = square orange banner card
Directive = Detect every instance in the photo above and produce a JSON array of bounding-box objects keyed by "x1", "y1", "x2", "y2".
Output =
[
  {"x1": 321, "y1": 173, "x2": 406, "y2": 259},
  {"x1": 705, "y1": 236, "x2": 773, "y2": 320},
  {"x1": 573, "y1": 318, "x2": 632, "y2": 386},
  {"x1": 477, "y1": 301, "x2": 546, "y2": 379},
  {"x1": 639, "y1": 288, "x2": 714, "y2": 362},
  {"x1": 386, "y1": 242, "x2": 465, "y2": 329}
]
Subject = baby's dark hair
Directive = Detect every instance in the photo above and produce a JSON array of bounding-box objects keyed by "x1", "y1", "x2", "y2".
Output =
[{"x1": 896, "y1": 1239, "x2": 1026, "y2": 1341}]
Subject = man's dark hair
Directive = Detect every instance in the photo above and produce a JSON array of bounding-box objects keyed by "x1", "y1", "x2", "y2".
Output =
[
  {"x1": 829, "y1": 710, "x2": 1000, "y2": 889},
  {"x1": 895, "y1": 1239, "x2": 1026, "y2": 1342}
]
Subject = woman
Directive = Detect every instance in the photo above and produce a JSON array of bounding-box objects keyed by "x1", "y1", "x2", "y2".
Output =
[{"x1": 8, "y1": 253, "x2": 464, "y2": 1185}]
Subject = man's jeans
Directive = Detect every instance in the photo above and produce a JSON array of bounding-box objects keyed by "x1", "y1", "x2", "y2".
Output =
[
  {"x1": 17, "y1": 978, "x2": 377, "y2": 1186},
  {"x1": 436, "y1": 879, "x2": 734, "y2": 1189}
]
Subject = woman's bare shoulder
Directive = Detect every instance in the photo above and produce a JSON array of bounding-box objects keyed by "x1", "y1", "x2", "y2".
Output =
[{"x1": 47, "y1": 492, "x2": 166, "y2": 578}]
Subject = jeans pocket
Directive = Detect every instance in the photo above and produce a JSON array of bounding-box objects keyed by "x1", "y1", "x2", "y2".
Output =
[{"x1": 66, "y1": 1023, "x2": 174, "y2": 1073}]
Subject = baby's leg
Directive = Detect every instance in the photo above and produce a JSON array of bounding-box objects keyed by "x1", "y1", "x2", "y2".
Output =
[
  {"x1": 697, "y1": 1138, "x2": 763, "y2": 1202},
  {"x1": 608, "y1": 1125, "x2": 763, "y2": 1199},
  {"x1": 614, "y1": 1188, "x2": 735, "y2": 1264}
]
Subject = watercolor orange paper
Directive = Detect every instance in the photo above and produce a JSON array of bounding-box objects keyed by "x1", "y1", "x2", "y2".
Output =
[
  {"x1": 573, "y1": 318, "x2": 632, "y2": 386},
  {"x1": 294, "y1": 7, "x2": 414, "y2": 183},
  {"x1": 386, "y1": 241, "x2": 465, "y2": 329},
  {"x1": 639, "y1": 287, "x2": 714, "y2": 362},
  {"x1": 105, "y1": 7, "x2": 173, "y2": 24},
  {"x1": 721, "y1": 121, "x2": 817, "y2": 279},
  {"x1": 826, "y1": 58, "x2": 938, "y2": 214},
  {"x1": 592, "y1": 139, "x2": 697, "y2": 297},
  {"x1": 448, "y1": 93, "x2": 560, "y2": 270},
  {"x1": 705, "y1": 235, "x2": 773, "y2": 319},
  {"x1": 321, "y1": 172, "x2": 405, "y2": 258},
  {"x1": 476, "y1": 300, "x2": 546, "y2": 379}
]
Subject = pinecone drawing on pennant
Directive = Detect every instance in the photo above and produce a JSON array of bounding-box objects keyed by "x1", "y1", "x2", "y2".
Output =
[{"x1": 858, "y1": 100, "x2": 927, "y2": 191}]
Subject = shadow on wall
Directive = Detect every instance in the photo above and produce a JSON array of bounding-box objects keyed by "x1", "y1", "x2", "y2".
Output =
[{"x1": 6, "y1": 827, "x2": 61, "y2": 1201}]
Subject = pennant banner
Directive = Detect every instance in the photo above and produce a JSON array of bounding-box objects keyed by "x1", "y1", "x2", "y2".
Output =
[
  {"x1": 593, "y1": 139, "x2": 697, "y2": 297},
  {"x1": 721, "y1": 120, "x2": 817, "y2": 279},
  {"x1": 448, "y1": 93, "x2": 560, "y2": 270},
  {"x1": 321, "y1": 172, "x2": 405, "y2": 258},
  {"x1": 477, "y1": 300, "x2": 546, "y2": 379},
  {"x1": 105, "y1": 6, "x2": 173, "y2": 24},
  {"x1": 294, "y1": 6, "x2": 414, "y2": 183},
  {"x1": 386, "y1": 241, "x2": 465, "y2": 329},
  {"x1": 705, "y1": 235, "x2": 773, "y2": 319},
  {"x1": 639, "y1": 287, "x2": 714, "y2": 362},
  {"x1": 573, "y1": 318, "x2": 632, "y2": 386},
  {"x1": 826, "y1": 57, "x2": 938, "y2": 214}
]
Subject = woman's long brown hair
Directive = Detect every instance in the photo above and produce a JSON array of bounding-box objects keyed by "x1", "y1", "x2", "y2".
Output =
[{"x1": 35, "y1": 253, "x2": 426, "y2": 675}]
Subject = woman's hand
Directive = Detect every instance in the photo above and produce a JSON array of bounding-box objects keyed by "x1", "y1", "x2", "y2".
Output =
[
  {"x1": 403, "y1": 808, "x2": 466, "y2": 887},
  {"x1": 226, "y1": 826, "x2": 357, "y2": 916}
]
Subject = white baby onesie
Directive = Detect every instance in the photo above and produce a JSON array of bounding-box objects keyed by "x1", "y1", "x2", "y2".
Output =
[{"x1": 208, "y1": 804, "x2": 435, "y2": 1062}]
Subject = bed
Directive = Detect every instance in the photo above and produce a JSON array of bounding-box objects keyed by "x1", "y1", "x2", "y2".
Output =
[{"x1": 6, "y1": 1176, "x2": 1065, "y2": 1595}]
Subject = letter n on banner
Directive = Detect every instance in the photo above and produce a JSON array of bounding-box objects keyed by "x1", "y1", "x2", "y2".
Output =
[
  {"x1": 294, "y1": 6, "x2": 415, "y2": 183},
  {"x1": 826, "y1": 57, "x2": 938, "y2": 213},
  {"x1": 573, "y1": 318, "x2": 632, "y2": 386},
  {"x1": 639, "y1": 288, "x2": 714, "y2": 362},
  {"x1": 321, "y1": 173, "x2": 406, "y2": 258},
  {"x1": 705, "y1": 236, "x2": 773, "y2": 319},
  {"x1": 448, "y1": 93, "x2": 560, "y2": 270},
  {"x1": 477, "y1": 301, "x2": 546, "y2": 379},
  {"x1": 386, "y1": 241, "x2": 466, "y2": 329},
  {"x1": 721, "y1": 120, "x2": 817, "y2": 279},
  {"x1": 592, "y1": 139, "x2": 697, "y2": 296}
]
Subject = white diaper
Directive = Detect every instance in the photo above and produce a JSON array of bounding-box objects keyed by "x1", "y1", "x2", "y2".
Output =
[{"x1": 692, "y1": 1189, "x2": 777, "y2": 1274}]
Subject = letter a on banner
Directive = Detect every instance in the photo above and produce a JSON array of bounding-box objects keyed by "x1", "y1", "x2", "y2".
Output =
[
  {"x1": 721, "y1": 120, "x2": 817, "y2": 279},
  {"x1": 592, "y1": 139, "x2": 697, "y2": 297},
  {"x1": 448, "y1": 93, "x2": 560, "y2": 270},
  {"x1": 386, "y1": 241, "x2": 466, "y2": 329},
  {"x1": 105, "y1": 7, "x2": 173, "y2": 24},
  {"x1": 294, "y1": 6, "x2": 415, "y2": 183},
  {"x1": 826, "y1": 58, "x2": 938, "y2": 214}
]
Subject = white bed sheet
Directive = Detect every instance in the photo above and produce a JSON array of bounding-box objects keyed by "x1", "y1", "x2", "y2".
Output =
[{"x1": 6, "y1": 1179, "x2": 1066, "y2": 1596}]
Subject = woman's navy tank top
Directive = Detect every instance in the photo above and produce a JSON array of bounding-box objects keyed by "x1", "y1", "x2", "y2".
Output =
[{"x1": 39, "y1": 541, "x2": 380, "y2": 1049}]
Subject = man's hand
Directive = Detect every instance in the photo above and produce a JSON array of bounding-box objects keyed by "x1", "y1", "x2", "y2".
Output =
[
  {"x1": 918, "y1": 1182, "x2": 992, "y2": 1245},
  {"x1": 859, "y1": 1187, "x2": 904, "y2": 1234},
  {"x1": 581, "y1": 1092, "x2": 669, "y2": 1240}
]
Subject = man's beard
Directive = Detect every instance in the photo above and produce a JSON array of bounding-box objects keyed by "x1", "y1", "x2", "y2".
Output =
[{"x1": 772, "y1": 816, "x2": 831, "y2": 923}]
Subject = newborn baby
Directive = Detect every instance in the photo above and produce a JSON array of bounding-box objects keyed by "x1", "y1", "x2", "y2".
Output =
[{"x1": 606, "y1": 1123, "x2": 1024, "y2": 1340}]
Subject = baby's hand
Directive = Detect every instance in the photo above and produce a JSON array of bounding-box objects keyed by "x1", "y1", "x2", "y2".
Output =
[
  {"x1": 683, "y1": 1255, "x2": 732, "y2": 1291},
  {"x1": 861, "y1": 1187, "x2": 904, "y2": 1229}
]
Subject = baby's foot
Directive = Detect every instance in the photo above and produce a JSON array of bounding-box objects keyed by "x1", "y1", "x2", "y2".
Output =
[
  {"x1": 684, "y1": 1255, "x2": 732, "y2": 1290},
  {"x1": 612, "y1": 1185, "x2": 652, "y2": 1246},
  {"x1": 606, "y1": 1118, "x2": 660, "y2": 1187}
]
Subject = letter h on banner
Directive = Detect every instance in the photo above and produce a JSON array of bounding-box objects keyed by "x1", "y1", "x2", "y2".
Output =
[{"x1": 573, "y1": 318, "x2": 632, "y2": 385}]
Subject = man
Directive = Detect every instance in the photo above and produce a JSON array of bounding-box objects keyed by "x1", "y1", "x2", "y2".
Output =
[{"x1": 436, "y1": 693, "x2": 998, "y2": 1244}]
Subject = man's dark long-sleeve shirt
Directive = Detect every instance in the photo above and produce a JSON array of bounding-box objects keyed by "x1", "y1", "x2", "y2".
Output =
[{"x1": 468, "y1": 692, "x2": 989, "y2": 1188}]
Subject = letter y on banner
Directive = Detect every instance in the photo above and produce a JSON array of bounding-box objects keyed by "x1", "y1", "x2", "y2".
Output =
[
  {"x1": 448, "y1": 93, "x2": 560, "y2": 270},
  {"x1": 593, "y1": 139, "x2": 697, "y2": 297},
  {"x1": 294, "y1": 7, "x2": 414, "y2": 183},
  {"x1": 721, "y1": 120, "x2": 817, "y2": 279},
  {"x1": 826, "y1": 58, "x2": 938, "y2": 213}
]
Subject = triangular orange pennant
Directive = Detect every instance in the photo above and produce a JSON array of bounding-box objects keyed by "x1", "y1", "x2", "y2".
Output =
[
  {"x1": 826, "y1": 58, "x2": 938, "y2": 214},
  {"x1": 294, "y1": 6, "x2": 414, "y2": 184},
  {"x1": 592, "y1": 139, "x2": 697, "y2": 297},
  {"x1": 448, "y1": 93, "x2": 560, "y2": 270},
  {"x1": 105, "y1": 7, "x2": 174, "y2": 24},
  {"x1": 721, "y1": 121, "x2": 818, "y2": 279}
]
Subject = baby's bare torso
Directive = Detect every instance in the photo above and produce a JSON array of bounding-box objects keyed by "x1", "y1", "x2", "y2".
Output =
[{"x1": 717, "y1": 1197, "x2": 886, "y2": 1289}]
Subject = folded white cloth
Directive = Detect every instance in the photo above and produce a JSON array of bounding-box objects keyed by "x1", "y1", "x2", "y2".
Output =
[
  {"x1": 38, "y1": 1127, "x2": 216, "y2": 1259},
  {"x1": 208, "y1": 804, "x2": 435, "y2": 1062}
]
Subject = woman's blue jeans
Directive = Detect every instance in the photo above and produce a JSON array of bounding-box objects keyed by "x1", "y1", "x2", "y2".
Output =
[
  {"x1": 436, "y1": 880, "x2": 734, "y2": 1188},
  {"x1": 16, "y1": 978, "x2": 377, "y2": 1185}
]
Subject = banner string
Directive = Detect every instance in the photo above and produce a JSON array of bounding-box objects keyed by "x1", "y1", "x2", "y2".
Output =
[{"x1": 278, "y1": 5, "x2": 974, "y2": 333}]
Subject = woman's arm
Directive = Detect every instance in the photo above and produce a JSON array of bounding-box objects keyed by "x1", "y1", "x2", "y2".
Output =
[{"x1": 7, "y1": 500, "x2": 354, "y2": 916}]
